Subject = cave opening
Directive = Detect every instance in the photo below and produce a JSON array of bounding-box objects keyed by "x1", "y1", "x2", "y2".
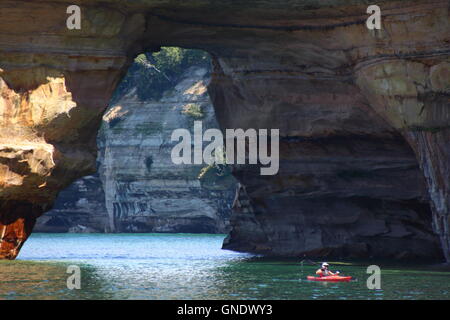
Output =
[{"x1": 34, "y1": 47, "x2": 237, "y2": 237}]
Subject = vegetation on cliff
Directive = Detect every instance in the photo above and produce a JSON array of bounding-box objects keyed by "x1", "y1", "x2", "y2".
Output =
[
  {"x1": 113, "y1": 47, "x2": 210, "y2": 101},
  {"x1": 182, "y1": 103, "x2": 204, "y2": 119}
]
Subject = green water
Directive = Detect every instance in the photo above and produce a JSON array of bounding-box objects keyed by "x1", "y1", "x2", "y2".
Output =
[{"x1": 0, "y1": 233, "x2": 449, "y2": 300}]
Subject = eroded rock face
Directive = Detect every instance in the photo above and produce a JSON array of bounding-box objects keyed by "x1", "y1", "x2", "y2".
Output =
[
  {"x1": 406, "y1": 129, "x2": 450, "y2": 261},
  {"x1": 0, "y1": 0, "x2": 448, "y2": 260},
  {"x1": 33, "y1": 174, "x2": 109, "y2": 233},
  {"x1": 356, "y1": 60, "x2": 450, "y2": 260}
]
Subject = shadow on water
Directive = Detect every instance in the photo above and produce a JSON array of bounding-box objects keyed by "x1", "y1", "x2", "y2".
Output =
[{"x1": 0, "y1": 260, "x2": 113, "y2": 300}]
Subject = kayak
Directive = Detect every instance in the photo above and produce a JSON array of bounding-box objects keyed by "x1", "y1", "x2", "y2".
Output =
[{"x1": 307, "y1": 275, "x2": 352, "y2": 282}]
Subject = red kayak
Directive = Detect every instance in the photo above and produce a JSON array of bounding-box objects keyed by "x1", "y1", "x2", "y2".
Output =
[{"x1": 307, "y1": 275, "x2": 352, "y2": 282}]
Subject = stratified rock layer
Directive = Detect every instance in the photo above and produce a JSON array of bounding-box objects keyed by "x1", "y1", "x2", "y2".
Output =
[{"x1": 0, "y1": 0, "x2": 448, "y2": 260}]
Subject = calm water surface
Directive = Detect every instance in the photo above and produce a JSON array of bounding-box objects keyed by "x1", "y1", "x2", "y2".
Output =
[{"x1": 0, "y1": 233, "x2": 449, "y2": 300}]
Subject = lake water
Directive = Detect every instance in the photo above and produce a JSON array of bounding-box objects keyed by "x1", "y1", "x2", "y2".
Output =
[{"x1": 1, "y1": 233, "x2": 449, "y2": 300}]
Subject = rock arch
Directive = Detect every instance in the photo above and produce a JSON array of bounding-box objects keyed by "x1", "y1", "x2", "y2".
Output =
[{"x1": 0, "y1": 0, "x2": 448, "y2": 260}]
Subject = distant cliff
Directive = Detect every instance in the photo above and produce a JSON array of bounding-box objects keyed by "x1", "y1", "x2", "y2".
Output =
[{"x1": 35, "y1": 58, "x2": 235, "y2": 234}]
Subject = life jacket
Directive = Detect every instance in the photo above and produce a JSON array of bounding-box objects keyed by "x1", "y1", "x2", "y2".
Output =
[
  {"x1": 322, "y1": 268, "x2": 331, "y2": 276},
  {"x1": 316, "y1": 268, "x2": 331, "y2": 276}
]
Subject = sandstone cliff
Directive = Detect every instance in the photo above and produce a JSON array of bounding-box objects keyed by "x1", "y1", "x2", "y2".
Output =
[
  {"x1": 34, "y1": 64, "x2": 235, "y2": 234},
  {"x1": 0, "y1": 0, "x2": 448, "y2": 260}
]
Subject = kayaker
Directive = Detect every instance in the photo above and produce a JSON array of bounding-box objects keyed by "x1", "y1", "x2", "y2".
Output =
[{"x1": 316, "y1": 262, "x2": 337, "y2": 277}]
